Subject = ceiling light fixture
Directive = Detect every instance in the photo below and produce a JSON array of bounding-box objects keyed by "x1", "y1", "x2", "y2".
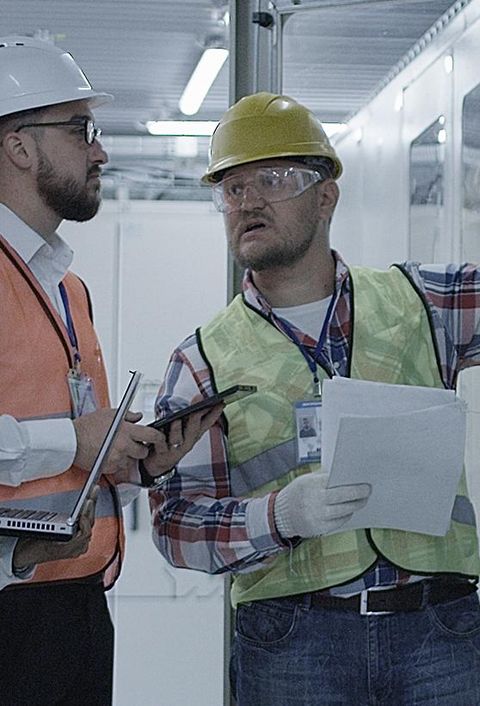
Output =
[
  {"x1": 323, "y1": 122, "x2": 347, "y2": 138},
  {"x1": 145, "y1": 120, "x2": 218, "y2": 136},
  {"x1": 145, "y1": 120, "x2": 345, "y2": 139},
  {"x1": 179, "y1": 47, "x2": 228, "y2": 116},
  {"x1": 444, "y1": 54, "x2": 453, "y2": 74}
]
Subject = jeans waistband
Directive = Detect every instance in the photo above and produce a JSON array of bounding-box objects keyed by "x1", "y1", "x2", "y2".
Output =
[{"x1": 285, "y1": 579, "x2": 477, "y2": 615}]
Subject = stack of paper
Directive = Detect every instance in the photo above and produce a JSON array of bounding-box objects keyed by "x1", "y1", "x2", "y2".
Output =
[{"x1": 321, "y1": 377, "x2": 466, "y2": 536}]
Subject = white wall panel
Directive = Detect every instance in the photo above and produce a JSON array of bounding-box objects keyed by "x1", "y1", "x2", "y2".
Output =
[
  {"x1": 115, "y1": 202, "x2": 228, "y2": 397},
  {"x1": 454, "y1": 14, "x2": 480, "y2": 548},
  {"x1": 113, "y1": 592, "x2": 225, "y2": 706},
  {"x1": 60, "y1": 200, "x2": 228, "y2": 706},
  {"x1": 59, "y1": 205, "x2": 119, "y2": 391},
  {"x1": 403, "y1": 56, "x2": 454, "y2": 263},
  {"x1": 331, "y1": 134, "x2": 365, "y2": 264}
]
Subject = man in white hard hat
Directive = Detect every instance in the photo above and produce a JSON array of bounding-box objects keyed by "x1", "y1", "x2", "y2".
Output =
[
  {"x1": 149, "y1": 93, "x2": 480, "y2": 705},
  {"x1": 0, "y1": 37, "x2": 222, "y2": 705}
]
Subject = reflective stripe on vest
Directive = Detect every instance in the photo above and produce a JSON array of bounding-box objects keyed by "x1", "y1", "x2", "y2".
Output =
[
  {"x1": 230, "y1": 441, "x2": 476, "y2": 528},
  {"x1": 0, "y1": 236, "x2": 124, "y2": 586},
  {"x1": 199, "y1": 265, "x2": 480, "y2": 607}
]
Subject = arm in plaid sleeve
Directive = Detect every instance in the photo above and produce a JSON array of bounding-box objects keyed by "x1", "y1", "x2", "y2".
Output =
[
  {"x1": 404, "y1": 262, "x2": 480, "y2": 385},
  {"x1": 149, "y1": 334, "x2": 288, "y2": 575}
]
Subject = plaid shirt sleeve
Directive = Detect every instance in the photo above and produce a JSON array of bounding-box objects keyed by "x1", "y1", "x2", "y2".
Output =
[
  {"x1": 149, "y1": 333, "x2": 287, "y2": 575},
  {"x1": 405, "y1": 261, "x2": 480, "y2": 385}
]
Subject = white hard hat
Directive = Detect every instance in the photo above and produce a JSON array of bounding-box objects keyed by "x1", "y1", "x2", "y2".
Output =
[{"x1": 0, "y1": 36, "x2": 113, "y2": 118}]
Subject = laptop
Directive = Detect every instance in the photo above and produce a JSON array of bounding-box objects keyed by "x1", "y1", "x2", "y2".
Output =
[{"x1": 0, "y1": 370, "x2": 142, "y2": 541}]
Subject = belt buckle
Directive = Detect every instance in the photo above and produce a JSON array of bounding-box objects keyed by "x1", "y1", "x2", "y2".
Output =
[{"x1": 359, "y1": 589, "x2": 394, "y2": 616}]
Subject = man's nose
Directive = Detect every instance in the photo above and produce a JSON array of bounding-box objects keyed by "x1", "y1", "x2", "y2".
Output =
[
  {"x1": 240, "y1": 183, "x2": 265, "y2": 210},
  {"x1": 89, "y1": 138, "x2": 109, "y2": 165}
]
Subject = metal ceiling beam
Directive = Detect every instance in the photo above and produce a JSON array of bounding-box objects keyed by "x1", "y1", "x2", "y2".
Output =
[
  {"x1": 226, "y1": 0, "x2": 277, "y2": 301},
  {"x1": 229, "y1": 0, "x2": 275, "y2": 102}
]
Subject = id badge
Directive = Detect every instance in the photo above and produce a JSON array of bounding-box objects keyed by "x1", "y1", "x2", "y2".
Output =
[
  {"x1": 294, "y1": 399, "x2": 322, "y2": 465},
  {"x1": 67, "y1": 369, "x2": 99, "y2": 417}
]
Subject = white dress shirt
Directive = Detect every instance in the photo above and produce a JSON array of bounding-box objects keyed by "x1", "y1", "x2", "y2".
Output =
[{"x1": 0, "y1": 204, "x2": 78, "y2": 486}]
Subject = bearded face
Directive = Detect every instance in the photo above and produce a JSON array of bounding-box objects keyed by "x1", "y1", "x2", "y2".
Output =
[{"x1": 36, "y1": 144, "x2": 102, "y2": 222}]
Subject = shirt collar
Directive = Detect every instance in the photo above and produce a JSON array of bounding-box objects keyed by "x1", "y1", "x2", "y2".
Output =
[
  {"x1": 0, "y1": 203, "x2": 73, "y2": 275},
  {"x1": 242, "y1": 249, "x2": 350, "y2": 317}
]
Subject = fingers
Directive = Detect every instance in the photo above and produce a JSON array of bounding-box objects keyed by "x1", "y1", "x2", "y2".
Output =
[
  {"x1": 68, "y1": 498, "x2": 97, "y2": 558},
  {"x1": 124, "y1": 411, "x2": 143, "y2": 423},
  {"x1": 278, "y1": 472, "x2": 372, "y2": 538},
  {"x1": 323, "y1": 495, "x2": 370, "y2": 521},
  {"x1": 106, "y1": 422, "x2": 169, "y2": 473},
  {"x1": 13, "y1": 516, "x2": 95, "y2": 568},
  {"x1": 83, "y1": 485, "x2": 99, "y2": 524},
  {"x1": 325, "y1": 483, "x2": 371, "y2": 505},
  {"x1": 164, "y1": 419, "x2": 185, "y2": 450},
  {"x1": 77, "y1": 508, "x2": 94, "y2": 538},
  {"x1": 75, "y1": 398, "x2": 223, "y2": 478},
  {"x1": 197, "y1": 404, "x2": 225, "y2": 434},
  {"x1": 141, "y1": 407, "x2": 222, "y2": 479},
  {"x1": 163, "y1": 405, "x2": 222, "y2": 453},
  {"x1": 322, "y1": 482, "x2": 371, "y2": 524},
  {"x1": 179, "y1": 404, "x2": 224, "y2": 444}
]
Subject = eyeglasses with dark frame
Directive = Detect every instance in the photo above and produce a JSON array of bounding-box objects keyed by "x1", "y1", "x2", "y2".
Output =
[{"x1": 14, "y1": 118, "x2": 102, "y2": 145}]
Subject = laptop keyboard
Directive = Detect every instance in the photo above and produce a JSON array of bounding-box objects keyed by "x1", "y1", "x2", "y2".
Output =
[{"x1": 0, "y1": 508, "x2": 58, "y2": 521}]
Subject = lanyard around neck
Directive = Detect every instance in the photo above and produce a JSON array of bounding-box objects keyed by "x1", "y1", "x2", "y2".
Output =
[
  {"x1": 59, "y1": 281, "x2": 81, "y2": 366},
  {"x1": 274, "y1": 294, "x2": 337, "y2": 396}
]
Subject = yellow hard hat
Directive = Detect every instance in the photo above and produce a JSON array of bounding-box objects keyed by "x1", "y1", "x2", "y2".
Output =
[{"x1": 202, "y1": 92, "x2": 342, "y2": 184}]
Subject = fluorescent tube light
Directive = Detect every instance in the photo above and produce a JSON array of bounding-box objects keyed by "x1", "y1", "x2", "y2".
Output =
[
  {"x1": 323, "y1": 123, "x2": 347, "y2": 138},
  {"x1": 145, "y1": 120, "x2": 218, "y2": 136},
  {"x1": 145, "y1": 120, "x2": 345, "y2": 140},
  {"x1": 179, "y1": 47, "x2": 228, "y2": 116}
]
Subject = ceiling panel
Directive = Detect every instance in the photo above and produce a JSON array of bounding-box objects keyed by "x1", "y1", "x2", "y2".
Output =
[
  {"x1": 0, "y1": 0, "x2": 467, "y2": 197},
  {"x1": 281, "y1": 0, "x2": 459, "y2": 121}
]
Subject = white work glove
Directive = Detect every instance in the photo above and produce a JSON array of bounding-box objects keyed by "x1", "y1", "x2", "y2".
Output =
[{"x1": 274, "y1": 472, "x2": 371, "y2": 539}]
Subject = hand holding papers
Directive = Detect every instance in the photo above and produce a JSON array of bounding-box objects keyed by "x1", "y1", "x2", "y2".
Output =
[
  {"x1": 274, "y1": 471, "x2": 371, "y2": 539},
  {"x1": 322, "y1": 378, "x2": 467, "y2": 536}
]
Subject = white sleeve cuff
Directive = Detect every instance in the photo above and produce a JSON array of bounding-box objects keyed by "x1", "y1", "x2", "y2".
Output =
[
  {"x1": 21, "y1": 418, "x2": 77, "y2": 482},
  {"x1": 245, "y1": 494, "x2": 284, "y2": 552}
]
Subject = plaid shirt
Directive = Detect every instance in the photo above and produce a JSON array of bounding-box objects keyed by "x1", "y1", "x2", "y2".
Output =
[{"x1": 151, "y1": 251, "x2": 480, "y2": 595}]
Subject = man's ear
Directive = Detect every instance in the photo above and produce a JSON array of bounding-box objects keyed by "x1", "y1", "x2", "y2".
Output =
[
  {"x1": 1, "y1": 131, "x2": 36, "y2": 170},
  {"x1": 316, "y1": 179, "x2": 339, "y2": 221}
]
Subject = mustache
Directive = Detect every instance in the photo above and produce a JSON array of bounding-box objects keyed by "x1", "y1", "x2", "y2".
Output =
[
  {"x1": 235, "y1": 211, "x2": 271, "y2": 236},
  {"x1": 87, "y1": 166, "x2": 102, "y2": 178}
]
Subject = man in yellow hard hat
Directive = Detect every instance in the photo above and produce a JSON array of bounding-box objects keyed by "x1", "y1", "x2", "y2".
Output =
[{"x1": 149, "y1": 92, "x2": 480, "y2": 705}]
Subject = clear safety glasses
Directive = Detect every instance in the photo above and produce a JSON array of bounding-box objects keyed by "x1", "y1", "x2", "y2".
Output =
[
  {"x1": 15, "y1": 118, "x2": 102, "y2": 145},
  {"x1": 212, "y1": 166, "x2": 324, "y2": 214}
]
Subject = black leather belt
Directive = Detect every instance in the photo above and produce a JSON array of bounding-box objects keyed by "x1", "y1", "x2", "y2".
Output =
[{"x1": 289, "y1": 580, "x2": 477, "y2": 615}]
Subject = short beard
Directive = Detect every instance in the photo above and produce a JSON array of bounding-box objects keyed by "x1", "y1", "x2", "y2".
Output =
[
  {"x1": 36, "y1": 147, "x2": 101, "y2": 222},
  {"x1": 233, "y1": 227, "x2": 316, "y2": 271}
]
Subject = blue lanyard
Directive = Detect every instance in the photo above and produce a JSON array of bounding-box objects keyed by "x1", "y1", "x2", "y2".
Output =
[
  {"x1": 274, "y1": 295, "x2": 337, "y2": 396},
  {"x1": 58, "y1": 282, "x2": 81, "y2": 366}
]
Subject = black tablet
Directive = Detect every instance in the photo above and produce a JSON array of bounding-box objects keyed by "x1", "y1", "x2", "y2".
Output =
[{"x1": 148, "y1": 384, "x2": 257, "y2": 431}]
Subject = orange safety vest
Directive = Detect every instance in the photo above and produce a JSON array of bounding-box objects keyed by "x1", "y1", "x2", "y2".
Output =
[{"x1": 0, "y1": 234, "x2": 124, "y2": 588}]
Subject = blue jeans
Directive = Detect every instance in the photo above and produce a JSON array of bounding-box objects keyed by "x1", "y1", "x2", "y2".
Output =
[{"x1": 231, "y1": 591, "x2": 480, "y2": 705}]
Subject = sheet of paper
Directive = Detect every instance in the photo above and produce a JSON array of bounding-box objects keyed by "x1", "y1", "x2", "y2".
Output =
[
  {"x1": 321, "y1": 377, "x2": 457, "y2": 474},
  {"x1": 321, "y1": 378, "x2": 466, "y2": 536}
]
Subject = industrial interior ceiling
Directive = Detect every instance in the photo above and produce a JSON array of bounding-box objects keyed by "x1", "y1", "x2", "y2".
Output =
[{"x1": 0, "y1": 0, "x2": 465, "y2": 199}]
